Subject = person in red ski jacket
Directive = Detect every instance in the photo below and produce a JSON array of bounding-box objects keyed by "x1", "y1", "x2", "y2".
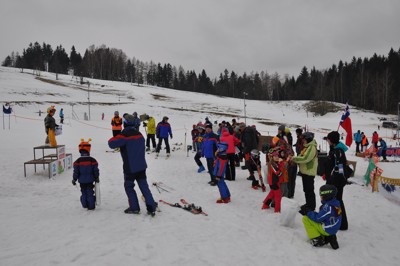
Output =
[
  {"x1": 220, "y1": 127, "x2": 240, "y2": 181},
  {"x1": 372, "y1": 131, "x2": 379, "y2": 149},
  {"x1": 262, "y1": 151, "x2": 284, "y2": 213}
]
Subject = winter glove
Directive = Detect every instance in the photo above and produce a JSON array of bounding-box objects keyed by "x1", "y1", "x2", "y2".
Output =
[
  {"x1": 261, "y1": 184, "x2": 266, "y2": 192},
  {"x1": 269, "y1": 184, "x2": 279, "y2": 190},
  {"x1": 299, "y1": 205, "x2": 311, "y2": 216},
  {"x1": 170, "y1": 134, "x2": 173, "y2": 139},
  {"x1": 95, "y1": 177, "x2": 100, "y2": 183},
  {"x1": 72, "y1": 179, "x2": 77, "y2": 186}
]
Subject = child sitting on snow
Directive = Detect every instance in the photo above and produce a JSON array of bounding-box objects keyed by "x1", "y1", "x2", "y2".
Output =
[
  {"x1": 299, "y1": 184, "x2": 341, "y2": 249},
  {"x1": 72, "y1": 139, "x2": 100, "y2": 210},
  {"x1": 262, "y1": 151, "x2": 283, "y2": 212},
  {"x1": 213, "y1": 142, "x2": 231, "y2": 203}
]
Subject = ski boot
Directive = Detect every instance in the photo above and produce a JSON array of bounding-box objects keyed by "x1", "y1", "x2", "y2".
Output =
[
  {"x1": 197, "y1": 165, "x2": 206, "y2": 173},
  {"x1": 247, "y1": 175, "x2": 255, "y2": 181},
  {"x1": 325, "y1": 234, "x2": 339, "y2": 250},
  {"x1": 146, "y1": 147, "x2": 150, "y2": 152},
  {"x1": 252, "y1": 180, "x2": 260, "y2": 190},
  {"x1": 209, "y1": 181, "x2": 217, "y2": 186},
  {"x1": 310, "y1": 236, "x2": 326, "y2": 247},
  {"x1": 147, "y1": 211, "x2": 156, "y2": 217},
  {"x1": 216, "y1": 197, "x2": 231, "y2": 204},
  {"x1": 262, "y1": 199, "x2": 272, "y2": 210},
  {"x1": 124, "y1": 208, "x2": 140, "y2": 214}
]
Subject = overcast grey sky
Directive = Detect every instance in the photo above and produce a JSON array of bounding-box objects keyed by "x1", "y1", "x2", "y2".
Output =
[{"x1": 1, "y1": 0, "x2": 399, "y2": 78}]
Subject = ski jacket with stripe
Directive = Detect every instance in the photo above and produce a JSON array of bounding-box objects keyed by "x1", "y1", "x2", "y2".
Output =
[
  {"x1": 267, "y1": 161, "x2": 284, "y2": 187},
  {"x1": 73, "y1": 154, "x2": 99, "y2": 184},
  {"x1": 202, "y1": 131, "x2": 218, "y2": 159},
  {"x1": 306, "y1": 199, "x2": 342, "y2": 236},
  {"x1": 108, "y1": 126, "x2": 147, "y2": 175},
  {"x1": 220, "y1": 128, "x2": 240, "y2": 154},
  {"x1": 156, "y1": 121, "x2": 172, "y2": 138}
]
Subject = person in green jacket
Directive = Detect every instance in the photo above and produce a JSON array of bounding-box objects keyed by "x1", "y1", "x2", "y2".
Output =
[
  {"x1": 144, "y1": 115, "x2": 157, "y2": 152},
  {"x1": 290, "y1": 132, "x2": 318, "y2": 210}
]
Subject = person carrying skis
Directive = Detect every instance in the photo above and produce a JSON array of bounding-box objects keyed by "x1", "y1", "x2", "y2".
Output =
[
  {"x1": 111, "y1": 111, "x2": 122, "y2": 137},
  {"x1": 299, "y1": 184, "x2": 341, "y2": 250},
  {"x1": 247, "y1": 149, "x2": 266, "y2": 191},
  {"x1": 194, "y1": 124, "x2": 206, "y2": 173},
  {"x1": 108, "y1": 114, "x2": 157, "y2": 216},
  {"x1": 144, "y1": 115, "x2": 157, "y2": 152},
  {"x1": 44, "y1": 105, "x2": 58, "y2": 147},
  {"x1": 213, "y1": 142, "x2": 231, "y2": 203},
  {"x1": 72, "y1": 139, "x2": 99, "y2": 210},
  {"x1": 262, "y1": 150, "x2": 284, "y2": 212},
  {"x1": 191, "y1": 124, "x2": 199, "y2": 152},
  {"x1": 155, "y1": 116, "x2": 173, "y2": 157},
  {"x1": 202, "y1": 124, "x2": 219, "y2": 186}
]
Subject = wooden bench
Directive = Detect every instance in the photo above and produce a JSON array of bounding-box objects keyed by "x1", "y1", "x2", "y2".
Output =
[{"x1": 24, "y1": 158, "x2": 57, "y2": 178}]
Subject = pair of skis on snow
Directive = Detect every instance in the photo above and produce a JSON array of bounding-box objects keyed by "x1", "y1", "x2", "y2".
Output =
[{"x1": 159, "y1": 199, "x2": 208, "y2": 216}]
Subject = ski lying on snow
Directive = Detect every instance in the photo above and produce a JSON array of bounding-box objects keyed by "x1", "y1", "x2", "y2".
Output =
[
  {"x1": 159, "y1": 199, "x2": 208, "y2": 216},
  {"x1": 180, "y1": 199, "x2": 208, "y2": 216}
]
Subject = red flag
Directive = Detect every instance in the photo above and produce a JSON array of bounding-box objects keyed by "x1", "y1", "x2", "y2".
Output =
[{"x1": 339, "y1": 103, "x2": 353, "y2": 147}]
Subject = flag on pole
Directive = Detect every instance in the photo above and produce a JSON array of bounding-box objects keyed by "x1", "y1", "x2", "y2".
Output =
[
  {"x1": 3, "y1": 104, "x2": 12, "y2": 114},
  {"x1": 339, "y1": 103, "x2": 353, "y2": 147}
]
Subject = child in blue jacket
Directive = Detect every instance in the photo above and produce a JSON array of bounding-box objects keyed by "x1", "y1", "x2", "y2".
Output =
[
  {"x1": 299, "y1": 184, "x2": 341, "y2": 249},
  {"x1": 202, "y1": 124, "x2": 219, "y2": 186},
  {"x1": 72, "y1": 139, "x2": 100, "y2": 210}
]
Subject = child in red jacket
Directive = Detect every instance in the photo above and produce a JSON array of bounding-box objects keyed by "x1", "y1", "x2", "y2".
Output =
[{"x1": 262, "y1": 151, "x2": 284, "y2": 212}]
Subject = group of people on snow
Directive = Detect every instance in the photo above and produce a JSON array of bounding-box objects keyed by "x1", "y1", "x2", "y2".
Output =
[{"x1": 45, "y1": 106, "x2": 373, "y2": 250}]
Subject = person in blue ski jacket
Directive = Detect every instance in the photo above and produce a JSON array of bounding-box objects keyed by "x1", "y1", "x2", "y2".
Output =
[
  {"x1": 72, "y1": 139, "x2": 99, "y2": 210},
  {"x1": 214, "y1": 142, "x2": 231, "y2": 203},
  {"x1": 202, "y1": 124, "x2": 219, "y2": 186},
  {"x1": 194, "y1": 124, "x2": 206, "y2": 173},
  {"x1": 156, "y1": 116, "x2": 173, "y2": 156},
  {"x1": 108, "y1": 113, "x2": 157, "y2": 215},
  {"x1": 378, "y1": 138, "x2": 388, "y2": 161},
  {"x1": 299, "y1": 184, "x2": 342, "y2": 249},
  {"x1": 59, "y1": 108, "x2": 64, "y2": 124},
  {"x1": 353, "y1": 130, "x2": 362, "y2": 154},
  {"x1": 131, "y1": 112, "x2": 141, "y2": 129}
]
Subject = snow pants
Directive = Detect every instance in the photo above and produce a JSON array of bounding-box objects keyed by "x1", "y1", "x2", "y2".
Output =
[
  {"x1": 156, "y1": 137, "x2": 170, "y2": 153},
  {"x1": 302, "y1": 216, "x2": 330, "y2": 239},
  {"x1": 146, "y1": 134, "x2": 157, "y2": 149},
  {"x1": 301, "y1": 174, "x2": 316, "y2": 211},
  {"x1": 214, "y1": 159, "x2": 231, "y2": 199},
  {"x1": 287, "y1": 164, "x2": 297, "y2": 198},
  {"x1": 194, "y1": 152, "x2": 204, "y2": 167},
  {"x1": 206, "y1": 157, "x2": 216, "y2": 182},
  {"x1": 124, "y1": 171, "x2": 156, "y2": 212},
  {"x1": 264, "y1": 188, "x2": 282, "y2": 212},
  {"x1": 225, "y1": 153, "x2": 236, "y2": 180},
  {"x1": 80, "y1": 183, "x2": 95, "y2": 210}
]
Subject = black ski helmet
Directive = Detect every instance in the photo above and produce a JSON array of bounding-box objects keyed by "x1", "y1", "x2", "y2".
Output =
[
  {"x1": 302, "y1": 132, "x2": 314, "y2": 143},
  {"x1": 319, "y1": 184, "x2": 337, "y2": 201},
  {"x1": 261, "y1": 143, "x2": 270, "y2": 154}
]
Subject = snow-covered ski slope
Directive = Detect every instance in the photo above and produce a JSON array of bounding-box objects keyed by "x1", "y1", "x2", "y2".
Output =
[{"x1": 1, "y1": 66, "x2": 399, "y2": 266}]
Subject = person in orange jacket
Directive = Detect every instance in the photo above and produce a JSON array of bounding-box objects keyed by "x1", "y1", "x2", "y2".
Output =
[{"x1": 111, "y1": 111, "x2": 122, "y2": 137}]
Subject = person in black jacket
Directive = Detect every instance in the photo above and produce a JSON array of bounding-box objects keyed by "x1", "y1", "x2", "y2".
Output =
[
  {"x1": 239, "y1": 123, "x2": 259, "y2": 178},
  {"x1": 323, "y1": 131, "x2": 349, "y2": 231}
]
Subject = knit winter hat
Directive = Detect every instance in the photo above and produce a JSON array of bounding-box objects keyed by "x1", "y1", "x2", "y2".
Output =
[
  {"x1": 79, "y1": 138, "x2": 92, "y2": 153},
  {"x1": 278, "y1": 125, "x2": 285, "y2": 132},
  {"x1": 123, "y1": 114, "x2": 136, "y2": 126},
  {"x1": 205, "y1": 124, "x2": 212, "y2": 129},
  {"x1": 326, "y1": 131, "x2": 340, "y2": 144}
]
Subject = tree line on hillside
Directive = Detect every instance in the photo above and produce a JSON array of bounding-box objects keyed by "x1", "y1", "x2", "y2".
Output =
[{"x1": 2, "y1": 42, "x2": 400, "y2": 114}]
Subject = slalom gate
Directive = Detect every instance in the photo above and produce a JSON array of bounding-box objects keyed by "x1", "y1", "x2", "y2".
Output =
[{"x1": 372, "y1": 175, "x2": 400, "y2": 205}]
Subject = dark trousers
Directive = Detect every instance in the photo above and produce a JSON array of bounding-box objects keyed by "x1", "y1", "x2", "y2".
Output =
[
  {"x1": 80, "y1": 183, "x2": 95, "y2": 210},
  {"x1": 206, "y1": 158, "x2": 216, "y2": 182},
  {"x1": 225, "y1": 153, "x2": 236, "y2": 180},
  {"x1": 301, "y1": 174, "x2": 316, "y2": 210},
  {"x1": 336, "y1": 186, "x2": 348, "y2": 230},
  {"x1": 192, "y1": 140, "x2": 197, "y2": 151},
  {"x1": 287, "y1": 164, "x2": 297, "y2": 198},
  {"x1": 194, "y1": 152, "x2": 203, "y2": 167},
  {"x1": 382, "y1": 149, "x2": 387, "y2": 160},
  {"x1": 146, "y1": 134, "x2": 156, "y2": 148},
  {"x1": 156, "y1": 137, "x2": 170, "y2": 153},
  {"x1": 124, "y1": 172, "x2": 156, "y2": 213},
  {"x1": 355, "y1": 142, "x2": 361, "y2": 153},
  {"x1": 112, "y1": 130, "x2": 121, "y2": 137}
]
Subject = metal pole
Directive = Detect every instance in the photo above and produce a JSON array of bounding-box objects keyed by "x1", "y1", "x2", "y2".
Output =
[
  {"x1": 87, "y1": 82, "x2": 91, "y2": 121},
  {"x1": 243, "y1": 92, "x2": 248, "y2": 125}
]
